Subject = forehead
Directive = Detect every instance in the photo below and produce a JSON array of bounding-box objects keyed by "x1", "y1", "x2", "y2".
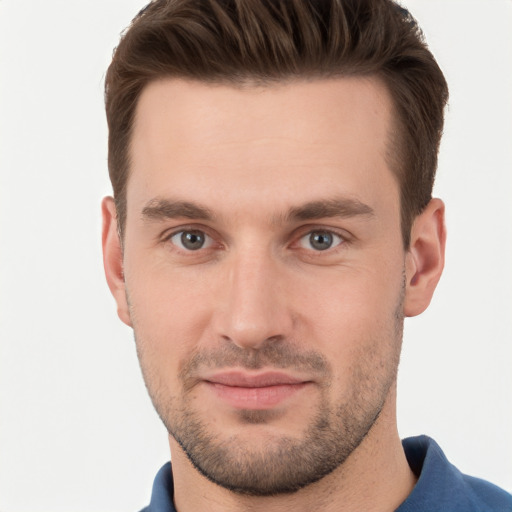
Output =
[{"x1": 128, "y1": 77, "x2": 397, "y2": 218}]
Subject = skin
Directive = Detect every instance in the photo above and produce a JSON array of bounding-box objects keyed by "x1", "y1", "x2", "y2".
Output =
[{"x1": 102, "y1": 77, "x2": 446, "y2": 512}]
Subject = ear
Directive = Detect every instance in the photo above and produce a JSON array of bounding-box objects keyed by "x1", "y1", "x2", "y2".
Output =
[
  {"x1": 404, "y1": 198, "x2": 446, "y2": 317},
  {"x1": 101, "y1": 197, "x2": 132, "y2": 327}
]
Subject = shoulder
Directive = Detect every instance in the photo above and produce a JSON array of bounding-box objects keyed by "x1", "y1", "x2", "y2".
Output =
[
  {"x1": 463, "y1": 474, "x2": 512, "y2": 511},
  {"x1": 397, "y1": 436, "x2": 512, "y2": 512}
]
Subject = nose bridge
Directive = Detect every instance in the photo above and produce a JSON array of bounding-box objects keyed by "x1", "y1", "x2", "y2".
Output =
[{"x1": 218, "y1": 244, "x2": 292, "y2": 349}]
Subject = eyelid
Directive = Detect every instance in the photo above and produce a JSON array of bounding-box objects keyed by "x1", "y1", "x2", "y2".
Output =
[
  {"x1": 160, "y1": 223, "x2": 212, "y2": 241},
  {"x1": 158, "y1": 223, "x2": 352, "y2": 253},
  {"x1": 292, "y1": 224, "x2": 351, "y2": 241},
  {"x1": 298, "y1": 230, "x2": 344, "y2": 250},
  {"x1": 170, "y1": 230, "x2": 214, "y2": 251},
  {"x1": 160, "y1": 224, "x2": 220, "y2": 250},
  {"x1": 289, "y1": 225, "x2": 354, "y2": 255}
]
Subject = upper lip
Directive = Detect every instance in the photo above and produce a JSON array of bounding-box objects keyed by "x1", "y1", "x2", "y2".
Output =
[{"x1": 203, "y1": 371, "x2": 308, "y2": 388}]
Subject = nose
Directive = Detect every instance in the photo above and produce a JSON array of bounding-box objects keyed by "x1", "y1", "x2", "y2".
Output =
[{"x1": 213, "y1": 249, "x2": 294, "y2": 351}]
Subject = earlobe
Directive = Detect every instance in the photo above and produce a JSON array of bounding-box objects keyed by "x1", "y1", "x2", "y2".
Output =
[
  {"x1": 404, "y1": 198, "x2": 446, "y2": 317},
  {"x1": 101, "y1": 196, "x2": 132, "y2": 327}
]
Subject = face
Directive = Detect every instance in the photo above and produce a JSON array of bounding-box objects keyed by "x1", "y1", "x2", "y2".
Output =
[{"x1": 112, "y1": 78, "x2": 410, "y2": 495}]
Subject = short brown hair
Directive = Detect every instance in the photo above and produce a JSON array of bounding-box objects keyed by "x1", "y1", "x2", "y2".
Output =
[{"x1": 105, "y1": 0, "x2": 448, "y2": 247}]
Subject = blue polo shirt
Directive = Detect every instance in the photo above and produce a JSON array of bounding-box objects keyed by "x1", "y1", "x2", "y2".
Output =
[{"x1": 141, "y1": 436, "x2": 512, "y2": 511}]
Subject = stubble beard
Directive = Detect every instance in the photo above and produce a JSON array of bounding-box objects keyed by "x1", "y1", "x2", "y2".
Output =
[
  {"x1": 165, "y1": 381, "x2": 387, "y2": 496},
  {"x1": 132, "y1": 286, "x2": 404, "y2": 497}
]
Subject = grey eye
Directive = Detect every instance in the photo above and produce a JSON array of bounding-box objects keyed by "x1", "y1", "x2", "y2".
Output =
[
  {"x1": 299, "y1": 230, "x2": 343, "y2": 251},
  {"x1": 170, "y1": 230, "x2": 212, "y2": 251}
]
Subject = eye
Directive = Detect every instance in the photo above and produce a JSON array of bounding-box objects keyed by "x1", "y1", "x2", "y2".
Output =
[
  {"x1": 169, "y1": 230, "x2": 213, "y2": 251},
  {"x1": 298, "y1": 230, "x2": 344, "y2": 251}
]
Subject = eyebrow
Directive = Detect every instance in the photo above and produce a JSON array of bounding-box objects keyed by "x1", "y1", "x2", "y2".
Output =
[
  {"x1": 142, "y1": 198, "x2": 214, "y2": 222},
  {"x1": 141, "y1": 196, "x2": 375, "y2": 224},
  {"x1": 284, "y1": 198, "x2": 375, "y2": 222}
]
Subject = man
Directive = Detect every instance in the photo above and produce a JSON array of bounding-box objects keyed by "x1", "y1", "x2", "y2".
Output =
[{"x1": 101, "y1": 0, "x2": 512, "y2": 510}]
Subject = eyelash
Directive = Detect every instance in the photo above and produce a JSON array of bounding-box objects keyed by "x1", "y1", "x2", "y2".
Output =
[
  {"x1": 161, "y1": 225, "x2": 219, "y2": 251},
  {"x1": 289, "y1": 226, "x2": 353, "y2": 263},
  {"x1": 168, "y1": 229, "x2": 215, "y2": 251},
  {"x1": 161, "y1": 225, "x2": 350, "y2": 255}
]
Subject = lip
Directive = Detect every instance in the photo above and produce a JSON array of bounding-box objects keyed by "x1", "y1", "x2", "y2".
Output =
[
  {"x1": 205, "y1": 371, "x2": 306, "y2": 387},
  {"x1": 203, "y1": 371, "x2": 311, "y2": 409}
]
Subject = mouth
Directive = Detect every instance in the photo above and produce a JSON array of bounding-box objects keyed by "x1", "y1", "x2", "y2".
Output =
[{"x1": 202, "y1": 371, "x2": 312, "y2": 409}]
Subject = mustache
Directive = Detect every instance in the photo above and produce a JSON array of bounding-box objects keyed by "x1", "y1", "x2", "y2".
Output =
[{"x1": 179, "y1": 341, "x2": 330, "y2": 380}]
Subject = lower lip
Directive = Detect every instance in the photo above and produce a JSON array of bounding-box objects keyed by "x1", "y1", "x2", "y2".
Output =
[{"x1": 205, "y1": 382, "x2": 308, "y2": 409}]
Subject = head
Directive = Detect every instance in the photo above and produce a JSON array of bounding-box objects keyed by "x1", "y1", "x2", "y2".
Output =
[
  {"x1": 105, "y1": 0, "x2": 448, "y2": 248},
  {"x1": 102, "y1": 0, "x2": 447, "y2": 499}
]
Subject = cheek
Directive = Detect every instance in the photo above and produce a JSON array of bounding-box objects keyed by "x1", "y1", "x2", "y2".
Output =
[
  {"x1": 125, "y1": 262, "x2": 216, "y2": 371},
  {"x1": 299, "y1": 266, "x2": 402, "y2": 329},
  {"x1": 297, "y1": 266, "x2": 404, "y2": 371}
]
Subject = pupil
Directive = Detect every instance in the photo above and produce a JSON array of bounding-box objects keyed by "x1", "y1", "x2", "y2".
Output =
[
  {"x1": 310, "y1": 231, "x2": 332, "y2": 251},
  {"x1": 181, "y1": 231, "x2": 204, "y2": 250}
]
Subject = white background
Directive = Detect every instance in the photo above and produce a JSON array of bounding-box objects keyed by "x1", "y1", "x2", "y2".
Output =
[{"x1": 0, "y1": 1, "x2": 511, "y2": 510}]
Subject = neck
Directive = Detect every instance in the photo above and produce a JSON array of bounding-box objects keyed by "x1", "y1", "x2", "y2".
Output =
[{"x1": 170, "y1": 385, "x2": 416, "y2": 512}]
